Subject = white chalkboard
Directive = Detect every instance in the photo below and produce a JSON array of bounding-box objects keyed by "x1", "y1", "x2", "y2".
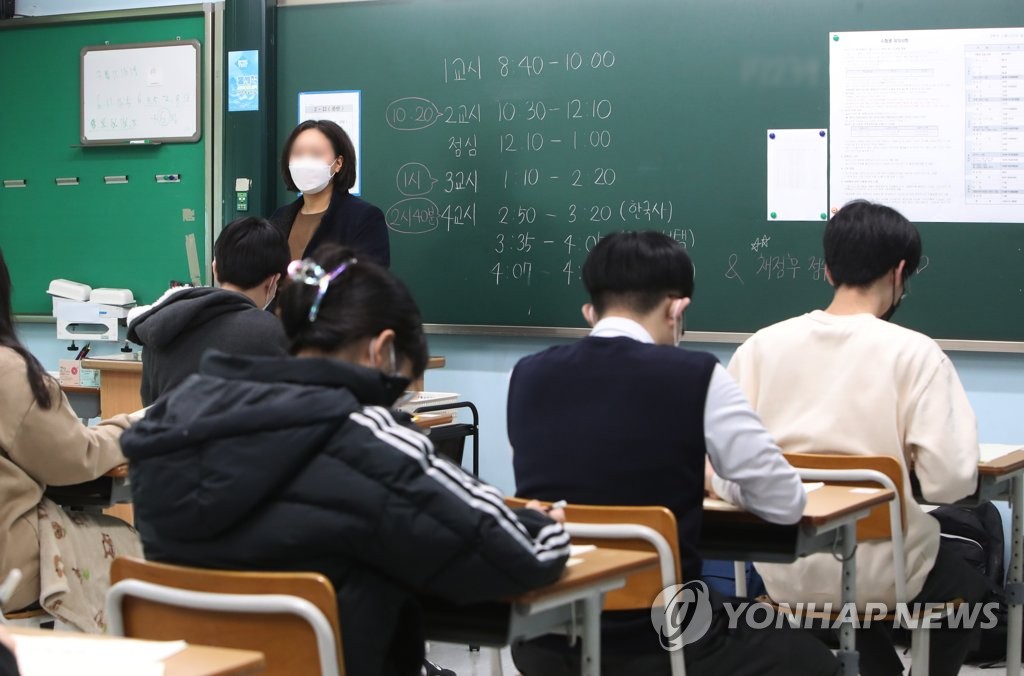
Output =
[{"x1": 80, "y1": 40, "x2": 201, "y2": 144}]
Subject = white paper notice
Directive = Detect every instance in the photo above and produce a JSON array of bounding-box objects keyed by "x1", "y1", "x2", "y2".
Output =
[
  {"x1": 298, "y1": 90, "x2": 363, "y2": 196},
  {"x1": 829, "y1": 27, "x2": 1024, "y2": 223},
  {"x1": 766, "y1": 129, "x2": 829, "y2": 222}
]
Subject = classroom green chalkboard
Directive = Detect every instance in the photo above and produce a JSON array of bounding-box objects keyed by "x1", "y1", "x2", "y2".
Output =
[
  {"x1": 276, "y1": 0, "x2": 1024, "y2": 341},
  {"x1": 0, "y1": 11, "x2": 207, "y2": 316}
]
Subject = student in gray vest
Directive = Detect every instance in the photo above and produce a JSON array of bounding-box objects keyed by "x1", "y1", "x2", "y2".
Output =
[{"x1": 508, "y1": 231, "x2": 840, "y2": 675}]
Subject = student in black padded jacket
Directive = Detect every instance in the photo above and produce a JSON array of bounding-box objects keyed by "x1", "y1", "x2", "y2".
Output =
[{"x1": 121, "y1": 244, "x2": 569, "y2": 676}]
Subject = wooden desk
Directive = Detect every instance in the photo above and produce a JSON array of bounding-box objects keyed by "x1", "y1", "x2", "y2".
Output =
[
  {"x1": 410, "y1": 355, "x2": 446, "y2": 392},
  {"x1": 422, "y1": 547, "x2": 657, "y2": 676},
  {"x1": 699, "y1": 484, "x2": 895, "y2": 561},
  {"x1": 83, "y1": 353, "x2": 448, "y2": 417},
  {"x1": 9, "y1": 627, "x2": 265, "y2": 676},
  {"x1": 82, "y1": 353, "x2": 143, "y2": 419},
  {"x1": 700, "y1": 484, "x2": 895, "y2": 676},
  {"x1": 59, "y1": 383, "x2": 101, "y2": 421}
]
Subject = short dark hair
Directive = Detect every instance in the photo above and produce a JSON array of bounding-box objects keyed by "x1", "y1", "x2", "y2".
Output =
[
  {"x1": 280, "y1": 120, "x2": 357, "y2": 192},
  {"x1": 214, "y1": 217, "x2": 290, "y2": 289},
  {"x1": 582, "y1": 231, "x2": 695, "y2": 315},
  {"x1": 824, "y1": 200, "x2": 922, "y2": 288},
  {"x1": 278, "y1": 244, "x2": 429, "y2": 377}
]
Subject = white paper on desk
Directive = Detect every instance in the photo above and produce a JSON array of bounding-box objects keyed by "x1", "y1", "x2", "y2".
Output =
[
  {"x1": 803, "y1": 481, "x2": 825, "y2": 492},
  {"x1": 702, "y1": 497, "x2": 741, "y2": 512},
  {"x1": 566, "y1": 544, "x2": 597, "y2": 567},
  {"x1": 980, "y1": 443, "x2": 1024, "y2": 463},
  {"x1": 13, "y1": 634, "x2": 186, "y2": 676},
  {"x1": 766, "y1": 129, "x2": 828, "y2": 222}
]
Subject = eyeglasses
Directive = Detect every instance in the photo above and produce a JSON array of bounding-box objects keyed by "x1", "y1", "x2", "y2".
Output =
[{"x1": 287, "y1": 257, "x2": 356, "y2": 322}]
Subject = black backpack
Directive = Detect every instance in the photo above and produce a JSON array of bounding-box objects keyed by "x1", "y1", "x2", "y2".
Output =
[{"x1": 930, "y1": 502, "x2": 1009, "y2": 664}]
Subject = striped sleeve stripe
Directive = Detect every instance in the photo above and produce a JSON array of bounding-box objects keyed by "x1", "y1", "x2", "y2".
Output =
[
  {"x1": 360, "y1": 408, "x2": 570, "y2": 559},
  {"x1": 362, "y1": 408, "x2": 569, "y2": 557},
  {"x1": 359, "y1": 407, "x2": 532, "y2": 540},
  {"x1": 363, "y1": 408, "x2": 518, "y2": 523},
  {"x1": 350, "y1": 409, "x2": 568, "y2": 561}
]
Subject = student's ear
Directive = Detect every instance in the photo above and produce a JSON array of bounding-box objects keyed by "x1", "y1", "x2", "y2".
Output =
[
  {"x1": 332, "y1": 156, "x2": 344, "y2": 176},
  {"x1": 581, "y1": 303, "x2": 597, "y2": 327},
  {"x1": 824, "y1": 266, "x2": 835, "y2": 287},
  {"x1": 368, "y1": 329, "x2": 397, "y2": 369},
  {"x1": 669, "y1": 298, "x2": 691, "y2": 321},
  {"x1": 212, "y1": 259, "x2": 220, "y2": 285},
  {"x1": 895, "y1": 259, "x2": 907, "y2": 279},
  {"x1": 265, "y1": 272, "x2": 281, "y2": 295}
]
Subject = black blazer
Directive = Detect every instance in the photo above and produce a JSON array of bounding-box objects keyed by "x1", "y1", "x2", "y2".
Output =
[{"x1": 270, "y1": 184, "x2": 390, "y2": 266}]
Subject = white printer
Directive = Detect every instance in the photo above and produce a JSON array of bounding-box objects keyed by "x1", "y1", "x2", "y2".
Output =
[{"x1": 48, "y1": 279, "x2": 136, "y2": 342}]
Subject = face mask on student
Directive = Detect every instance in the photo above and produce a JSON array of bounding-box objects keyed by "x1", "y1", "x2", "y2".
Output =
[
  {"x1": 371, "y1": 342, "x2": 413, "y2": 406},
  {"x1": 289, "y1": 157, "x2": 336, "y2": 194},
  {"x1": 880, "y1": 271, "x2": 908, "y2": 322}
]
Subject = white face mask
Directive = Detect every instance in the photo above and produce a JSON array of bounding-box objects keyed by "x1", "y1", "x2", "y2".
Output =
[{"x1": 288, "y1": 157, "x2": 335, "y2": 194}]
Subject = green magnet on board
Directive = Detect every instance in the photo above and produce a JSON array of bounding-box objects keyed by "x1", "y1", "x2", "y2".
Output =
[
  {"x1": 820, "y1": 213, "x2": 828, "y2": 220},
  {"x1": 770, "y1": 212, "x2": 777, "y2": 219},
  {"x1": 833, "y1": 35, "x2": 840, "y2": 41}
]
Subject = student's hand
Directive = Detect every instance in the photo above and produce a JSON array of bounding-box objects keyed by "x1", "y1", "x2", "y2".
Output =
[
  {"x1": 704, "y1": 457, "x2": 722, "y2": 500},
  {"x1": 525, "y1": 499, "x2": 566, "y2": 523}
]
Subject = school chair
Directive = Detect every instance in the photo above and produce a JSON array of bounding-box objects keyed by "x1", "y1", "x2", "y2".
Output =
[
  {"x1": 766, "y1": 452, "x2": 955, "y2": 676},
  {"x1": 506, "y1": 497, "x2": 687, "y2": 676},
  {"x1": 105, "y1": 557, "x2": 344, "y2": 676}
]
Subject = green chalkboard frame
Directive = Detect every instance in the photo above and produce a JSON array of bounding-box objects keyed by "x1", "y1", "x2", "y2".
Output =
[{"x1": 0, "y1": 4, "x2": 215, "y2": 317}]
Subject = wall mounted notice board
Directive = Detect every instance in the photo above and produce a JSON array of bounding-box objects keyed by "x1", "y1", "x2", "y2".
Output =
[
  {"x1": 81, "y1": 39, "x2": 201, "y2": 144},
  {"x1": 277, "y1": 0, "x2": 1024, "y2": 341},
  {"x1": 0, "y1": 11, "x2": 207, "y2": 316}
]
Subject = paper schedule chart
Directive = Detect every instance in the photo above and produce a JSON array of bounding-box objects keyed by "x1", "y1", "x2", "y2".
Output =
[{"x1": 829, "y1": 27, "x2": 1024, "y2": 223}]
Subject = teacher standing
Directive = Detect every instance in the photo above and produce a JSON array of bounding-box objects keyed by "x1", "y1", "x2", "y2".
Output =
[{"x1": 271, "y1": 119, "x2": 390, "y2": 266}]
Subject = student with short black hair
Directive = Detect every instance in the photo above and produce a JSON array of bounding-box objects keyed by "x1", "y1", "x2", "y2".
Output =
[
  {"x1": 127, "y1": 216, "x2": 290, "y2": 405},
  {"x1": 271, "y1": 119, "x2": 390, "y2": 266},
  {"x1": 508, "y1": 231, "x2": 840, "y2": 675},
  {"x1": 728, "y1": 200, "x2": 988, "y2": 676},
  {"x1": 122, "y1": 244, "x2": 570, "y2": 676}
]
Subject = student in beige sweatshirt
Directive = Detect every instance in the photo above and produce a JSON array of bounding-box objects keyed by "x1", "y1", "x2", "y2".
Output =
[
  {"x1": 0, "y1": 248, "x2": 142, "y2": 631},
  {"x1": 726, "y1": 201, "x2": 989, "y2": 676}
]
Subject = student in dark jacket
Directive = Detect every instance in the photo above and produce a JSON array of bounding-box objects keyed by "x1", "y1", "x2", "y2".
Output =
[
  {"x1": 120, "y1": 244, "x2": 570, "y2": 676},
  {"x1": 127, "y1": 217, "x2": 290, "y2": 406},
  {"x1": 270, "y1": 119, "x2": 389, "y2": 266},
  {"x1": 508, "y1": 232, "x2": 840, "y2": 676}
]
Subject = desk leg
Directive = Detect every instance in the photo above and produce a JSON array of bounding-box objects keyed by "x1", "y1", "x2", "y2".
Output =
[
  {"x1": 837, "y1": 522, "x2": 859, "y2": 676},
  {"x1": 579, "y1": 594, "x2": 602, "y2": 676},
  {"x1": 1008, "y1": 475, "x2": 1023, "y2": 676},
  {"x1": 734, "y1": 561, "x2": 748, "y2": 597}
]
